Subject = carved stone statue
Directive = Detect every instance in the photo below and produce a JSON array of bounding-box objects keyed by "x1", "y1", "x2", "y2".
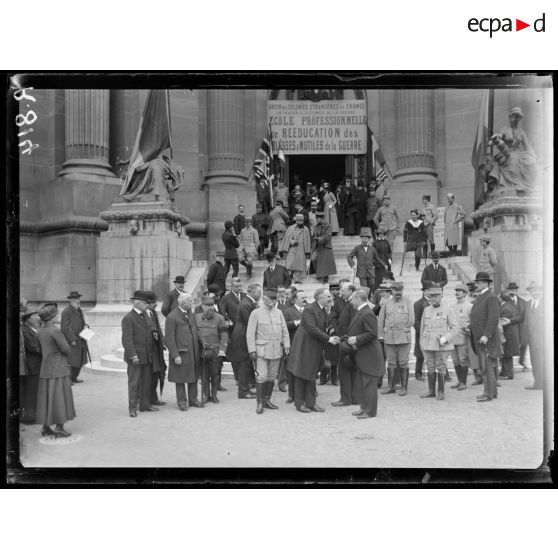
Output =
[
  {"x1": 119, "y1": 154, "x2": 184, "y2": 203},
  {"x1": 488, "y1": 107, "x2": 538, "y2": 195}
]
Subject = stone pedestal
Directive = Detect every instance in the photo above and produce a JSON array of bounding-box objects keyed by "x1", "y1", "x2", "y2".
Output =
[
  {"x1": 469, "y1": 194, "x2": 543, "y2": 294},
  {"x1": 85, "y1": 200, "x2": 192, "y2": 359}
]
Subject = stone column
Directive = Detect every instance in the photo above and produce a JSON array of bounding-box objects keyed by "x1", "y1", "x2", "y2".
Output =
[
  {"x1": 205, "y1": 90, "x2": 251, "y2": 260},
  {"x1": 59, "y1": 90, "x2": 114, "y2": 177}
]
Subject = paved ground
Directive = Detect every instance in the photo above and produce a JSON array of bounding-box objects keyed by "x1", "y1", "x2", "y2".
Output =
[{"x1": 19, "y1": 366, "x2": 544, "y2": 469}]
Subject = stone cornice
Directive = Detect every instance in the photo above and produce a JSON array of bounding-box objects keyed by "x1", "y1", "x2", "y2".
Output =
[{"x1": 99, "y1": 208, "x2": 190, "y2": 225}]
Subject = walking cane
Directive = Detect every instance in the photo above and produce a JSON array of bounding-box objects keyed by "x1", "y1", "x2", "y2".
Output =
[{"x1": 400, "y1": 242, "x2": 407, "y2": 276}]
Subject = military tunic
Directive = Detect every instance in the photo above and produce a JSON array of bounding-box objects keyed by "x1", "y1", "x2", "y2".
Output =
[
  {"x1": 378, "y1": 296, "x2": 414, "y2": 367},
  {"x1": 420, "y1": 302, "x2": 458, "y2": 375},
  {"x1": 449, "y1": 298, "x2": 472, "y2": 368}
]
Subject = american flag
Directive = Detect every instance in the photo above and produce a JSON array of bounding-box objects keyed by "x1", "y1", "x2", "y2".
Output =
[
  {"x1": 376, "y1": 166, "x2": 388, "y2": 184},
  {"x1": 253, "y1": 128, "x2": 273, "y2": 181}
]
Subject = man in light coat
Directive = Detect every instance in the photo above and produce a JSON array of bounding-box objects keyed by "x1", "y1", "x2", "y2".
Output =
[
  {"x1": 444, "y1": 193, "x2": 466, "y2": 256},
  {"x1": 525, "y1": 282, "x2": 543, "y2": 390},
  {"x1": 246, "y1": 288, "x2": 290, "y2": 414},
  {"x1": 238, "y1": 217, "x2": 260, "y2": 278},
  {"x1": 419, "y1": 286, "x2": 458, "y2": 400},
  {"x1": 279, "y1": 214, "x2": 312, "y2": 284}
]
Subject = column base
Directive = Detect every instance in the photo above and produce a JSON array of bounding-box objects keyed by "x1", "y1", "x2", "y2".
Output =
[{"x1": 59, "y1": 158, "x2": 116, "y2": 178}]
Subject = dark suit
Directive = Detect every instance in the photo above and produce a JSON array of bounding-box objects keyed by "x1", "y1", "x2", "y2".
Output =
[
  {"x1": 469, "y1": 289, "x2": 501, "y2": 399},
  {"x1": 262, "y1": 264, "x2": 291, "y2": 290},
  {"x1": 206, "y1": 262, "x2": 226, "y2": 295},
  {"x1": 121, "y1": 309, "x2": 154, "y2": 412},
  {"x1": 421, "y1": 264, "x2": 448, "y2": 288},
  {"x1": 219, "y1": 290, "x2": 247, "y2": 382},
  {"x1": 334, "y1": 304, "x2": 362, "y2": 405},
  {"x1": 526, "y1": 298, "x2": 543, "y2": 388},
  {"x1": 222, "y1": 228, "x2": 240, "y2": 278},
  {"x1": 282, "y1": 304, "x2": 304, "y2": 398},
  {"x1": 347, "y1": 244, "x2": 386, "y2": 290},
  {"x1": 229, "y1": 296, "x2": 258, "y2": 396},
  {"x1": 145, "y1": 308, "x2": 167, "y2": 403},
  {"x1": 20, "y1": 324, "x2": 42, "y2": 422},
  {"x1": 288, "y1": 301, "x2": 330, "y2": 409},
  {"x1": 413, "y1": 296, "x2": 430, "y2": 376},
  {"x1": 161, "y1": 288, "x2": 182, "y2": 317},
  {"x1": 60, "y1": 304, "x2": 90, "y2": 380},
  {"x1": 511, "y1": 295, "x2": 528, "y2": 365},
  {"x1": 344, "y1": 305, "x2": 384, "y2": 416}
]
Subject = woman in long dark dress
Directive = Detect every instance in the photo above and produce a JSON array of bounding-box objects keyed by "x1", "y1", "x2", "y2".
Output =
[{"x1": 36, "y1": 305, "x2": 76, "y2": 437}]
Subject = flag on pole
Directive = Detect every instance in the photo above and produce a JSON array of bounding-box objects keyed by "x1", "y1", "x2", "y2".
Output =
[
  {"x1": 252, "y1": 126, "x2": 275, "y2": 205},
  {"x1": 367, "y1": 125, "x2": 392, "y2": 184},
  {"x1": 471, "y1": 90, "x2": 490, "y2": 209},
  {"x1": 277, "y1": 142, "x2": 286, "y2": 167},
  {"x1": 120, "y1": 90, "x2": 172, "y2": 199}
]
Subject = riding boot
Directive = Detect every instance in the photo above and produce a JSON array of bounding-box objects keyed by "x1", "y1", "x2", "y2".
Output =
[
  {"x1": 330, "y1": 365, "x2": 338, "y2": 386},
  {"x1": 444, "y1": 369, "x2": 452, "y2": 382},
  {"x1": 399, "y1": 367, "x2": 409, "y2": 396},
  {"x1": 415, "y1": 363, "x2": 424, "y2": 382},
  {"x1": 436, "y1": 372, "x2": 445, "y2": 400},
  {"x1": 451, "y1": 365, "x2": 462, "y2": 389},
  {"x1": 210, "y1": 376, "x2": 219, "y2": 403},
  {"x1": 381, "y1": 368, "x2": 396, "y2": 394},
  {"x1": 263, "y1": 381, "x2": 278, "y2": 409},
  {"x1": 256, "y1": 383, "x2": 264, "y2": 414},
  {"x1": 394, "y1": 366, "x2": 401, "y2": 389},
  {"x1": 420, "y1": 373, "x2": 436, "y2": 398},
  {"x1": 415, "y1": 256, "x2": 420, "y2": 271},
  {"x1": 458, "y1": 367, "x2": 468, "y2": 390}
]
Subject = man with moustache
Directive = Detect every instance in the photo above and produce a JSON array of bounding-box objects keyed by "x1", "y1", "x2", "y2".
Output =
[
  {"x1": 506, "y1": 281, "x2": 528, "y2": 369},
  {"x1": 288, "y1": 288, "x2": 340, "y2": 413},
  {"x1": 279, "y1": 214, "x2": 312, "y2": 284},
  {"x1": 449, "y1": 283, "x2": 472, "y2": 390},
  {"x1": 145, "y1": 291, "x2": 167, "y2": 406},
  {"x1": 413, "y1": 281, "x2": 432, "y2": 382},
  {"x1": 346, "y1": 227, "x2": 387, "y2": 291},
  {"x1": 161, "y1": 275, "x2": 186, "y2": 317},
  {"x1": 342, "y1": 290, "x2": 385, "y2": 419}
]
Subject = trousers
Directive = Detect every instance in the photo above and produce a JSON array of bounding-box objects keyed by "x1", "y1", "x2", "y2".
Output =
[
  {"x1": 360, "y1": 373, "x2": 379, "y2": 417},
  {"x1": 224, "y1": 257, "x2": 239, "y2": 279},
  {"x1": 338, "y1": 354, "x2": 363, "y2": 405},
  {"x1": 175, "y1": 382, "x2": 199, "y2": 407},
  {"x1": 127, "y1": 362, "x2": 153, "y2": 412},
  {"x1": 294, "y1": 376, "x2": 316, "y2": 409},
  {"x1": 237, "y1": 358, "x2": 254, "y2": 396}
]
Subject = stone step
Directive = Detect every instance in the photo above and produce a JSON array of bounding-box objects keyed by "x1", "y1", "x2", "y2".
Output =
[{"x1": 100, "y1": 354, "x2": 127, "y2": 370}]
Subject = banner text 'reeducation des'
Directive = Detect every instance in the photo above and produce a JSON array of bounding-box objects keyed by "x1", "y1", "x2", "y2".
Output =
[{"x1": 268, "y1": 100, "x2": 368, "y2": 155}]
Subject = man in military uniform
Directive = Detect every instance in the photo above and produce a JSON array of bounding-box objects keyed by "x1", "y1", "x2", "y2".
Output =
[
  {"x1": 194, "y1": 293, "x2": 229, "y2": 404},
  {"x1": 378, "y1": 282, "x2": 414, "y2": 396},
  {"x1": 246, "y1": 288, "x2": 290, "y2": 414},
  {"x1": 413, "y1": 282, "x2": 432, "y2": 382},
  {"x1": 374, "y1": 195, "x2": 401, "y2": 253},
  {"x1": 449, "y1": 283, "x2": 472, "y2": 390},
  {"x1": 238, "y1": 217, "x2": 259, "y2": 278},
  {"x1": 419, "y1": 286, "x2": 458, "y2": 400}
]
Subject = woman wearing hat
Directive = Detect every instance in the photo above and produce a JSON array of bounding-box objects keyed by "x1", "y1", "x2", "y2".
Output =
[
  {"x1": 322, "y1": 183, "x2": 339, "y2": 235},
  {"x1": 488, "y1": 107, "x2": 538, "y2": 194},
  {"x1": 36, "y1": 305, "x2": 76, "y2": 437},
  {"x1": 20, "y1": 305, "x2": 42, "y2": 423},
  {"x1": 403, "y1": 209, "x2": 426, "y2": 271}
]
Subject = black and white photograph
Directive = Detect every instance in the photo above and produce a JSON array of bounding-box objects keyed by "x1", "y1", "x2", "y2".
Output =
[{"x1": 6, "y1": 73, "x2": 553, "y2": 478}]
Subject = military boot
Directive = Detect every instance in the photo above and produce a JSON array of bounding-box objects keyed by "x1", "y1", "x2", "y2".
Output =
[
  {"x1": 415, "y1": 364, "x2": 424, "y2": 382},
  {"x1": 444, "y1": 369, "x2": 452, "y2": 383},
  {"x1": 420, "y1": 373, "x2": 436, "y2": 398},
  {"x1": 381, "y1": 368, "x2": 396, "y2": 394},
  {"x1": 451, "y1": 365, "x2": 462, "y2": 389},
  {"x1": 256, "y1": 383, "x2": 265, "y2": 414},
  {"x1": 399, "y1": 368, "x2": 409, "y2": 396},
  {"x1": 436, "y1": 372, "x2": 445, "y2": 400},
  {"x1": 458, "y1": 368, "x2": 468, "y2": 390},
  {"x1": 263, "y1": 381, "x2": 279, "y2": 410}
]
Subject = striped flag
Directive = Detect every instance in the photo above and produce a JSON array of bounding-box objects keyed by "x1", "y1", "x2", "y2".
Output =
[
  {"x1": 253, "y1": 128, "x2": 273, "y2": 181},
  {"x1": 120, "y1": 90, "x2": 172, "y2": 200},
  {"x1": 376, "y1": 166, "x2": 388, "y2": 184},
  {"x1": 367, "y1": 125, "x2": 392, "y2": 184}
]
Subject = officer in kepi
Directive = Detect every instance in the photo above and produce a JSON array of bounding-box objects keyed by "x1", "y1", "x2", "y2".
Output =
[{"x1": 194, "y1": 293, "x2": 229, "y2": 404}]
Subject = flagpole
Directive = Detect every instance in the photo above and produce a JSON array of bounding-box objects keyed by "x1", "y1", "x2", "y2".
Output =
[
  {"x1": 487, "y1": 89, "x2": 494, "y2": 158},
  {"x1": 166, "y1": 89, "x2": 173, "y2": 160}
]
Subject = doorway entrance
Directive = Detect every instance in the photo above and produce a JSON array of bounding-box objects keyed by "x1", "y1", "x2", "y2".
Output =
[{"x1": 288, "y1": 154, "x2": 346, "y2": 189}]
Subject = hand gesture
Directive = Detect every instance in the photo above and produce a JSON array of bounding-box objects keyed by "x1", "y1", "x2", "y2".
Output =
[
  {"x1": 479, "y1": 336, "x2": 488, "y2": 346},
  {"x1": 348, "y1": 336, "x2": 357, "y2": 346}
]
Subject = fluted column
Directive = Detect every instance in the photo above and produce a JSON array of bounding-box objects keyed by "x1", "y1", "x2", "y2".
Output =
[
  {"x1": 60, "y1": 90, "x2": 114, "y2": 177},
  {"x1": 394, "y1": 90, "x2": 437, "y2": 179},
  {"x1": 205, "y1": 90, "x2": 247, "y2": 184}
]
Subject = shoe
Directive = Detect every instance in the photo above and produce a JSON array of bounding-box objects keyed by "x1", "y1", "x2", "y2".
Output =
[
  {"x1": 238, "y1": 392, "x2": 257, "y2": 399},
  {"x1": 278, "y1": 385, "x2": 287, "y2": 392},
  {"x1": 217, "y1": 385, "x2": 227, "y2": 392},
  {"x1": 309, "y1": 405, "x2": 325, "y2": 413},
  {"x1": 54, "y1": 426, "x2": 71, "y2": 437},
  {"x1": 352, "y1": 409, "x2": 366, "y2": 416},
  {"x1": 471, "y1": 377, "x2": 483, "y2": 386},
  {"x1": 296, "y1": 405, "x2": 311, "y2": 413},
  {"x1": 73, "y1": 378, "x2": 83, "y2": 383},
  {"x1": 152, "y1": 400, "x2": 167, "y2": 405},
  {"x1": 285, "y1": 397, "x2": 294, "y2": 404},
  {"x1": 420, "y1": 373, "x2": 436, "y2": 398},
  {"x1": 319, "y1": 380, "x2": 328, "y2": 385},
  {"x1": 415, "y1": 371, "x2": 424, "y2": 382},
  {"x1": 500, "y1": 376, "x2": 512, "y2": 380},
  {"x1": 477, "y1": 395, "x2": 493, "y2": 402},
  {"x1": 331, "y1": 400, "x2": 350, "y2": 407},
  {"x1": 496, "y1": 382, "x2": 501, "y2": 387},
  {"x1": 41, "y1": 426, "x2": 55, "y2": 436},
  {"x1": 178, "y1": 405, "x2": 187, "y2": 411},
  {"x1": 189, "y1": 399, "x2": 203, "y2": 407},
  {"x1": 357, "y1": 413, "x2": 374, "y2": 419},
  {"x1": 129, "y1": 410, "x2": 137, "y2": 418},
  {"x1": 457, "y1": 384, "x2": 467, "y2": 391},
  {"x1": 331, "y1": 381, "x2": 338, "y2": 386},
  {"x1": 140, "y1": 406, "x2": 160, "y2": 412}
]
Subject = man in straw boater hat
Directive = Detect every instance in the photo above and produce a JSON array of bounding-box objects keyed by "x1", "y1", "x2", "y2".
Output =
[
  {"x1": 346, "y1": 227, "x2": 387, "y2": 291},
  {"x1": 246, "y1": 288, "x2": 290, "y2": 414},
  {"x1": 279, "y1": 213, "x2": 312, "y2": 284},
  {"x1": 525, "y1": 281, "x2": 544, "y2": 390},
  {"x1": 161, "y1": 275, "x2": 186, "y2": 317},
  {"x1": 378, "y1": 281, "x2": 414, "y2": 396},
  {"x1": 60, "y1": 290, "x2": 91, "y2": 385},
  {"x1": 419, "y1": 285, "x2": 457, "y2": 400},
  {"x1": 505, "y1": 281, "x2": 529, "y2": 369},
  {"x1": 121, "y1": 290, "x2": 157, "y2": 417},
  {"x1": 468, "y1": 271, "x2": 502, "y2": 402},
  {"x1": 449, "y1": 283, "x2": 473, "y2": 391}
]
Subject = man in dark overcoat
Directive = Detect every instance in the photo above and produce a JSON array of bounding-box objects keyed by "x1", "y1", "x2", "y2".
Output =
[
  {"x1": 206, "y1": 252, "x2": 227, "y2": 296},
  {"x1": 310, "y1": 212, "x2": 337, "y2": 282},
  {"x1": 469, "y1": 272, "x2": 501, "y2": 402},
  {"x1": 343, "y1": 290, "x2": 385, "y2": 419},
  {"x1": 121, "y1": 290, "x2": 156, "y2": 417},
  {"x1": 525, "y1": 282, "x2": 543, "y2": 390},
  {"x1": 60, "y1": 290, "x2": 90, "y2": 384},
  {"x1": 413, "y1": 282, "x2": 432, "y2": 381},
  {"x1": 164, "y1": 291, "x2": 201, "y2": 411},
  {"x1": 219, "y1": 277, "x2": 246, "y2": 383},
  {"x1": 506, "y1": 281, "x2": 528, "y2": 368},
  {"x1": 20, "y1": 305, "x2": 42, "y2": 423},
  {"x1": 161, "y1": 276, "x2": 185, "y2": 317},
  {"x1": 222, "y1": 220, "x2": 241, "y2": 280},
  {"x1": 287, "y1": 288, "x2": 340, "y2": 412},
  {"x1": 228, "y1": 283, "x2": 262, "y2": 399},
  {"x1": 346, "y1": 228, "x2": 387, "y2": 291},
  {"x1": 262, "y1": 252, "x2": 291, "y2": 290},
  {"x1": 420, "y1": 252, "x2": 448, "y2": 288},
  {"x1": 145, "y1": 291, "x2": 167, "y2": 406}
]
